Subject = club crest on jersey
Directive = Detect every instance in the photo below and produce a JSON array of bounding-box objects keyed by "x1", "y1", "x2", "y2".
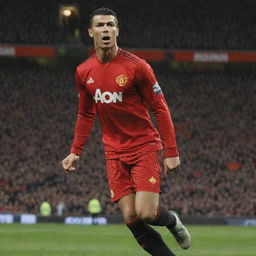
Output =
[
  {"x1": 94, "y1": 89, "x2": 123, "y2": 103},
  {"x1": 115, "y1": 74, "x2": 128, "y2": 87},
  {"x1": 152, "y1": 82, "x2": 162, "y2": 95}
]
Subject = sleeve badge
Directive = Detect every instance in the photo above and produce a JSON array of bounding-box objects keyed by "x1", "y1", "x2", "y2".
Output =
[{"x1": 152, "y1": 82, "x2": 162, "y2": 95}]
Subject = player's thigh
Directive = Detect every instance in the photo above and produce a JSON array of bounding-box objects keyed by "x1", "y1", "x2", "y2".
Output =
[
  {"x1": 118, "y1": 193, "x2": 136, "y2": 223},
  {"x1": 106, "y1": 159, "x2": 135, "y2": 202},
  {"x1": 135, "y1": 191, "x2": 159, "y2": 221},
  {"x1": 132, "y1": 151, "x2": 161, "y2": 194}
]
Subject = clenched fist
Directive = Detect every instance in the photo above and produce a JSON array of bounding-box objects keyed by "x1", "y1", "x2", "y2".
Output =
[{"x1": 62, "y1": 153, "x2": 80, "y2": 172}]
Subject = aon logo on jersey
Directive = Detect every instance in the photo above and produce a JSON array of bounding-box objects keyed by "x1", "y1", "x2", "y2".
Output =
[{"x1": 94, "y1": 89, "x2": 123, "y2": 103}]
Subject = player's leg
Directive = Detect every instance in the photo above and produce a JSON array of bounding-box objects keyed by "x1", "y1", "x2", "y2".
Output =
[
  {"x1": 135, "y1": 191, "x2": 175, "y2": 226},
  {"x1": 118, "y1": 193, "x2": 137, "y2": 223},
  {"x1": 119, "y1": 193, "x2": 176, "y2": 256},
  {"x1": 135, "y1": 191, "x2": 191, "y2": 249},
  {"x1": 132, "y1": 151, "x2": 191, "y2": 249},
  {"x1": 132, "y1": 152, "x2": 176, "y2": 226}
]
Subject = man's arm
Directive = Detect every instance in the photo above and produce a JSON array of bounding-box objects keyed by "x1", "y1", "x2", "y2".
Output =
[
  {"x1": 149, "y1": 94, "x2": 180, "y2": 172},
  {"x1": 70, "y1": 69, "x2": 96, "y2": 155},
  {"x1": 136, "y1": 61, "x2": 180, "y2": 172},
  {"x1": 62, "y1": 68, "x2": 96, "y2": 172},
  {"x1": 62, "y1": 153, "x2": 80, "y2": 172}
]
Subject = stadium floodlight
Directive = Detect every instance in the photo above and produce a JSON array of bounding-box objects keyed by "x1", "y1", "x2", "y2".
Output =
[
  {"x1": 59, "y1": 5, "x2": 79, "y2": 26},
  {"x1": 63, "y1": 9, "x2": 72, "y2": 17}
]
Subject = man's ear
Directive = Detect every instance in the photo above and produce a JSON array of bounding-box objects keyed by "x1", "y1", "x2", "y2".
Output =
[{"x1": 88, "y1": 28, "x2": 93, "y2": 38}]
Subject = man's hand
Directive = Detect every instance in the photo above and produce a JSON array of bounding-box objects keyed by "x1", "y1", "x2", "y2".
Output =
[
  {"x1": 164, "y1": 156, "x2": 180, "y2": 173},
  {"x1": 62, "y1": 153, "x2": 80, "y2": 173}
]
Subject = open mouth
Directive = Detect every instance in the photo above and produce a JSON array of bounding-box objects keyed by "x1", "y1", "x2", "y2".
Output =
[{"x1": 102, "y1": 36, "x2": 111, "y2": 43}]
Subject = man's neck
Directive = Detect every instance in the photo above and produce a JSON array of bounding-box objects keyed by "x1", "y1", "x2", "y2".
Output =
[{"x1": 96, "y1": 45, "x2": 119, "y2": 63}]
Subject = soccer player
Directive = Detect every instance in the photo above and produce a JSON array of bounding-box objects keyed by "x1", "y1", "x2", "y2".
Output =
[{"x1": 62, "y1": 7, "x2": 191, "y2": 256}]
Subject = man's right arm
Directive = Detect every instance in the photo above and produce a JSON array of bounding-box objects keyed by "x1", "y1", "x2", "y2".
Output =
[
  {"x1": 62, "y1": 68, "x2": 96, "y2": 172},
  {"x1": 70, "y1": 69, "x2": 96, "y2": 155}
]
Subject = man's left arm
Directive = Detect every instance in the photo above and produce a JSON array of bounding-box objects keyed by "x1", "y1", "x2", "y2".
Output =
[
  {"x1": 150, "y1": 94, "x2": 180, "y2": 173},
  {"x1": 137, "y1": 61, "x2": 180, "y2": 172}
]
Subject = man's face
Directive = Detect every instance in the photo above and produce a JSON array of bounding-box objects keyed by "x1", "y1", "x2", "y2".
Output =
[{"x1": 88, "y1": 15, "x2": 119, "y2": 50}]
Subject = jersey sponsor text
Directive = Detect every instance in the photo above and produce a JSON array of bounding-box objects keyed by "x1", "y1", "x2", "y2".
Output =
[{"x1": 93, "y1": 89, "x2": 123, "y2": 103}]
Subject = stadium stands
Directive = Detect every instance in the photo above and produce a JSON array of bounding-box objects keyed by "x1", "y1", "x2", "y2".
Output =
[
  {"x1": 0, "y1": 0, "x2": 77, "y2": 45},
  {"x1": 80, "y1": 0, "x2": 256, "y2": 49},
  {"x1": 0, "y1": 59, "x2": 255, "y2": 217},
  {"x1": 0, "y1": 0, "x2": 255, "y2": 49}
]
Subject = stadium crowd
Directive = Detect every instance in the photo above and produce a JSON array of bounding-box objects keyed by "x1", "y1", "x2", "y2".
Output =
[
  {"x1": 1, "y1": 0, "x2": 256, "y2": 49},
  {"x1": 0, "y1": 59, "x2": 255, "y2": 217},
  {"x1": 0, "y1": 0, "x2": 77, "y2": 46}
]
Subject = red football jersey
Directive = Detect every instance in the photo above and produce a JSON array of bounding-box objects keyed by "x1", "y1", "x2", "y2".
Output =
[{"x1": 71, "y1": 48, "x2": 178, "y2": 159}]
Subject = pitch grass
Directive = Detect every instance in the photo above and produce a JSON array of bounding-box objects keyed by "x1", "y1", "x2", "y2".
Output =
[{"x1": 0, "y1": 224, "x2": 255, "y2": 256}]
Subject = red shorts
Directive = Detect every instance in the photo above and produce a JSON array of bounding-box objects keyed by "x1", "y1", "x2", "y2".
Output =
[{"x1": 106, "y1": 151, "x2": 162, "y2": 202}]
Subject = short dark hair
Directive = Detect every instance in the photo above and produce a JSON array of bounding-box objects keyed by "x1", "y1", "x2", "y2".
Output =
[{"x1": 89, "y1": 7, "x2": 118, "y2": 28}]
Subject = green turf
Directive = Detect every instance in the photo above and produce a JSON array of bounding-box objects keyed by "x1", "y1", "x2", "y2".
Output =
[{"x1": 0, "y1": 224, "x2": 255, "y2": 256}]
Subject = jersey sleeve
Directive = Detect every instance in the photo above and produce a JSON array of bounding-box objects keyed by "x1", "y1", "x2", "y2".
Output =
[
  {"x1": 70, "y1": 68, "x2": 96, "y2": 155},
  {"x1": 136, "y1": 61, "x2": 179, "y2": 158}
]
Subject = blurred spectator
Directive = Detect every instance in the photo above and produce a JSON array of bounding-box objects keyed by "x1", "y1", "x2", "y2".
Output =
[
  {"x1": 88, "y1": 197, "x2": 102, "y2": 224},
  {"x1": 56, "y1": 201, "x2": 66, "y2": 216},
  {"x1": 40, "y1": 201, "x2": 52, "y2": 216}
]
